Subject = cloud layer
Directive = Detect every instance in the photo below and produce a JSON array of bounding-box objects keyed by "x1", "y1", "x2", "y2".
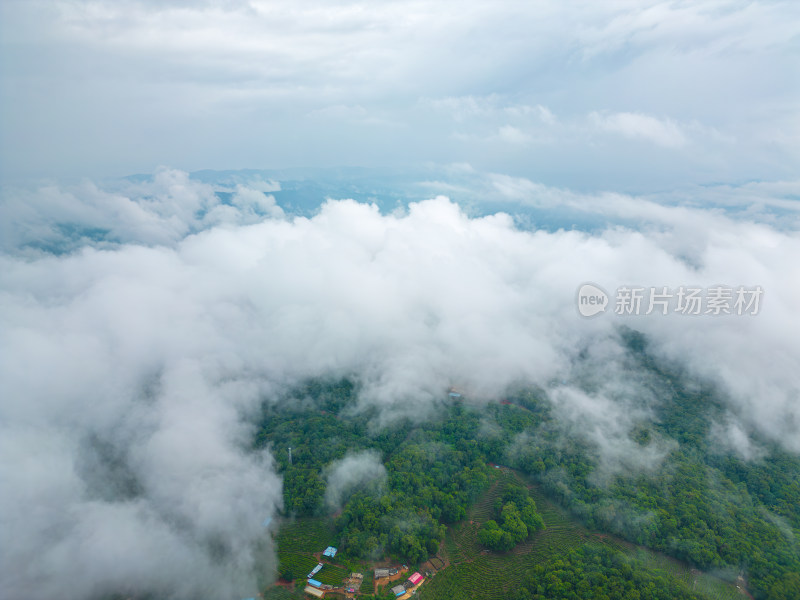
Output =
[{"x1": 2, "y1": 169, "x2": 799, "y2": 598}]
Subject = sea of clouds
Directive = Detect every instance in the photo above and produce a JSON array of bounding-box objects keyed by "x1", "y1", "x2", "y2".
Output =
[{"x1": 1, "y1": 168, "x2": 798, "y2": 599}]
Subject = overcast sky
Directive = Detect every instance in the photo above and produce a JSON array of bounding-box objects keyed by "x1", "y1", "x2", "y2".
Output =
[{"x1": 1, "y1": 0, "x2": 798, "y2": 189}]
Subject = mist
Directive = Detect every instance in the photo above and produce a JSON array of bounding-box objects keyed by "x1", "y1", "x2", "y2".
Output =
[
  {"x1": 324, "y1": 451, "x2": 388, "y2": 511},
  {"x1": 1, "y1": 169, "x2": 799, "y2": 598}
]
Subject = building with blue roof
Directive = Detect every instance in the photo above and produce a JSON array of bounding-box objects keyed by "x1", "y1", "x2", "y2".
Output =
[{"x1": 307, "y1": 563, "x2": 323, "y2": 578}]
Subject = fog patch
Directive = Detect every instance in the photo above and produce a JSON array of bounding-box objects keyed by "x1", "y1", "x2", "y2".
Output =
[
  {"x1": 709, "y1": 418, "x2": 767, "y2": 462},
  {"x1": 324, "y1": 450, "x2": 387, "y2": 510}
]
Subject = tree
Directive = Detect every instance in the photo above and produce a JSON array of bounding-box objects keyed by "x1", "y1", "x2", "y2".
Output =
[
  {"x1": 520, "y1": 497, "x2": 545, "y2": 535},
  {"x1": 501, "y1": 502, "x2": 528, "y2": 543},
  {"x1": 769, "y1": 572, "x2": 800, "y2": 600},
  {"x1": 479, "y1": 487, "x2": 545, "y2": 552},
  {"x1": 478, "y1": 519, "x2": 516, "y2": 552},
  {"x1": 478, "y1": 520, "x2": 504, "y2": 549}
]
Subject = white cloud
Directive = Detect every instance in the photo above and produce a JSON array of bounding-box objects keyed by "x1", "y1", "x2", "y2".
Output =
[
  {"x1": 0, "y1": 167, "x2": 285, "y2": 253},
  {"x1": 590, "y1": 111, "x2": 688, "y2": 148},
  {"x1": 496, "y1": 125, "x2": 532, "y2": 145},
  {"x1": 2, "y1": 170, "x2": 800, "y2": 596},
  {"x1": 2, "y1": 1, "x2": 796, "y2": 186}
]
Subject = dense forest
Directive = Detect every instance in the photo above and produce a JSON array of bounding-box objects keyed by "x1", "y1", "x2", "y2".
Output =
[
  {"x1": 509, "y1": 544, "x2": 704, "y2": 600},
  {"x1": 256, "y1": 379, "x2": 496, "y2": 564},
  {"x1": 501, "y1": 330, "x2": 800, "y2": 599},
  {"x1": 255, "y1": 328, "x2": 800, "y2": 600}
]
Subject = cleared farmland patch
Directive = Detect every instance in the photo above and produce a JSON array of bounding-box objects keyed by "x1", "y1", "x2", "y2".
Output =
[
  {"x1": 270, "y1": 469, "x2": 743, "y2": 600},
  {"x1": 313, "y1": 563, "x2": 349, "y2": 586},
  {"x1": 276, "y1": 517, "x2": 335, "y2": 554},
  {"x1": 421, "y1": 470, "x2": 742, "y2": 600},
  {"x1": 423, "y1": 472, "x2": 588, "y2": 600},
  {"x1": 277, "y1": 552, "x2": 348, "y2": 587}
]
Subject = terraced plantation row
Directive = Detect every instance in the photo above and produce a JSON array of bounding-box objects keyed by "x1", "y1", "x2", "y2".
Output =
[
  {"x1": 520, "y1": 474, "x2": 742, "y2": 600},
  {"x1": 262, "y1": 587, "x2": 297, "y2": 600},
  {"x1": 276, "y1": 517, "x2": 335, "y2": 554},
  {"x1": 275, "y1": 516, "x2": 380, "y2": 592},
  {"x1": 271, "y1": 468, "x2": 742, "y2": 600},
  {"x1": 277, "y1": 552, "x2": 349, "y2": 586},
  {"x1": 424, "y1": 470, "x2": 588, "y2": 600},
  {"x1": 275, "y1": 517, "x2": 352, "y2": 585},
  {"x1": 427, "y1": 469, "x2": 743, "y2": 600},
  {"x1": 276, "y1": 552, "x2": 316, "y2": 577}
]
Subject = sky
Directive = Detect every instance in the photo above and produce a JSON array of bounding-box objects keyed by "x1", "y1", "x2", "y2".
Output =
[
  {"x1": 1, "y1": 2, "x2": 800, "y2": 599},
  {"x1": 1, "y1": 0, "x2": 798, "y2": 189}
]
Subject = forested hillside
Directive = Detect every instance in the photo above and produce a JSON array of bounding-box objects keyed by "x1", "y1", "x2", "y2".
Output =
[{"x1": 255, "y1": 329, "x2": 800, "y2": 600}]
